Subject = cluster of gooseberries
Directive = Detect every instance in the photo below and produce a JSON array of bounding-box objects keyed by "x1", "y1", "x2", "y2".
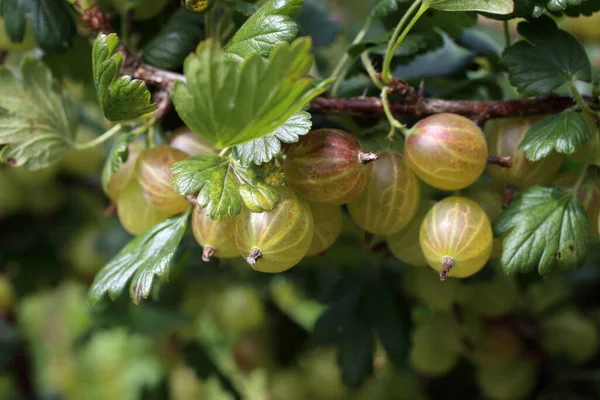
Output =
[{"x1": 108, "y1": 112, "x2": 600, "y2": 281}]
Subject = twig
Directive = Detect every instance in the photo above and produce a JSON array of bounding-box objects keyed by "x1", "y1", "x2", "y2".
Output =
[{"x1": 487, "y1": 155, "x2": 513, "y2": 168}]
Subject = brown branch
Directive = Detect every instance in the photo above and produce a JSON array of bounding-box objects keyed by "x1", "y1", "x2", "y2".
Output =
[{"x1": 487, "y1": 155, "x2": 513, "y2": 168}]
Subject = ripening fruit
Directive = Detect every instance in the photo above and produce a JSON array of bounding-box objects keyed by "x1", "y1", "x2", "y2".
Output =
[
  {"x1": 110, "y1": 0, "x2": 169, "y2": 20},
  {"x1": 477, "y1": 359, "x2": 537, "y2": 400},
  {"x1": 0, "y1": 275, "x2": 15, "y2": 314},
  {"x1": 348, "y1": 152, "x2": 420, "y2": 235},
  {"x1": 216, "y1": 285, "x2": 266, "y2": 334},
  {"x1": 117, "y1": 179, "x2": 171, "y2": 235},
  {"x1": 236, "y1": 187, "x2": 314, "y2": 273},
  {"x1": 563, "y1": 13, "x2": 600, "y2": 42},
  {"x1": 387, "y1": 200, "x2": 435, "y2": 267},
  {"x1": 465, "y1": 274, "x2": 519, "y2": 317},
  {"x1": 191, "y1": 206, "x2": 239, "y2": 262},
  {"x1": 541, "y1": 309, "x2": 599, "y2": 364},
  {"x1": 306, "y1": 203, "x2": 343, "y2": 256},
  {"x1": 284, "y1": 129, "x2": 377, "y2": 205},
  {"x1": 554, "y1": 172, "x2": 600, "y2": 240},
  {"x1": 168, "y1": 128, "x2": 218, "y2": 156},
  {"x1": 466, "y1": 324, "x2": 521, "y2": 369},
  {"x1": 405, "y1": 113, "x2": 488, "y2": 191},
  {"x1": 486, "y1": 117, "x2": 562, "y2": 187},
  {"x1": 63, "y1": 225, "x2": 106, "y2": 278},
  {"x1": 169, "y1": 363, "x2": 205, "y2": 400},
  {"x1": 233, "y1": 332, "x2": 273, "y2": 372},
  {"x1": 107, "y1": 141, "x2": 145, "y2": 201},
  {"x1": 299, "y1": 348, "x2": 347, "y2": 400},
  {"x1": 268, "y1": 369, "x2": 308, "y2": 400},
  {"x1": 137, "y1": 145, "x2": 189, "y2": 215},
  {"x1": 420, "y1": 197, "x2": 493, "y2": 280},
  {"x1": 409, "y1": 314, "x2": 461, "y2": 376}
]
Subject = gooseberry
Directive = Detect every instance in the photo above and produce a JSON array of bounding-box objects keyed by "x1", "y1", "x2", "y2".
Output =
[
  {"x1": 284, "y1": 129, "x2": 377, "y2": 205},
  {"x1": 191, "y1": 206, "x2": 239, "y2": 262},
  {"x1": 405, "y1": 113, "x2": 488, "y2": 191},
  {"x1": 216, "y1": 285, "x2": 266, "y2": 334},
  {"x1": 420, "y1": 197, "x2": 493, "y2": 280},
  {"x1": 348, "y1": 152, "x2": 420, "y2": 235},
  {"x1": 541, "y1": 309, "x2": 599, "y2": 364},
  {"x1": 476, "y1": 359, "x2": 537, "y2": 400},
  {"x1": 486, "y1": 117, "x2": 562, "y2": 187},
  {"x1": 387, "y1": 200, "x2": 435, "y2": 267},
  {"x1": 467, "y1": 323, "x2": 521, "y2": 369},
  {"x1": 117, "y1": 179, "x2": 171, "y2": 235},
  {"x1": 168, "y1": 127, "x2": 218, "y2": 156},
  {"x1": 235, "y1": 186, "x2": 314, "y2": 273},
  {"x1": 107, "y1": 140, "x2": 144, "y2": 202},
  {"x1": 306, "y1": 203, "x2": 343, "y2": 256},
  {"x1": 137, "y1": 145, "x2": 189, "y2": 215}
]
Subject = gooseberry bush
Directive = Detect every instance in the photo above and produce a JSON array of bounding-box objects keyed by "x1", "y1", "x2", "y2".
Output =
[{"x1": 2, "y1": 0, "x2": 600, "y2": 398}]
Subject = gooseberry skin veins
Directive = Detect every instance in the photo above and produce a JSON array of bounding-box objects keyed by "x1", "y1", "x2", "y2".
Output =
[
  {"x1": 117, "y1": 179, "x2": 171, "y2": 236},
  {"x1": 306, "y1": 203, "x2": 343, "y2": 256},
  {"x1": 348, "y1": 152, "x2": 420, "y2": 235},
  {"x1": 283, "y1": 129, "x2": 370, "y2": 205},
  {"x1": 136, "y1": 145, "x2": 189, "y2": 215},
  {"x1": 386, "y1": 200, "x2": 435, "y2": 267},
  {"x1": 191, "y1": 206, "x2": 239, "y2": 259},
  {"x1": 235, "y1": 187, "x2": 314, "y2": 273},
  {"x1": 486, "y1": 117, "x2": 562, "y2": 188},
  {"x1": 419, "y1": 196, "x2": 493, "y2": 278},
  {"x1": 405, "y1": 113, "x2": 488, "y2": 191}
]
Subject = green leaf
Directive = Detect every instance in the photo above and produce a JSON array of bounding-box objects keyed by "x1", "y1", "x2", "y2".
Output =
[
  {"x1": 518, "y1": 112, "x2": 589, "y2": 162},
  {"x1": 338, "y1": 320, "x2": 374, "y2": 388},
  {"x1": 92, "y1": 33, "x2": 157, "y2": 122},
  {"x1": 171, "y1": 155, "x2": 280, "y2": 219},
  {"x1": 233, "y1": 111, "x2": 311, "y2": 166},
  {"x1": 503, "y1": 16, "x2": 592, "y2": 96},
  {"x1": 88, "y1": 212, "x2": 189, "y2": 306},
  {"x1": 102, "y1": 133, "x2": 135, "y2": 193},
  {"x1": 426, "y1": 0, "x2": 514, "y2": 14},
  {"x1": 561, "y1": 0, "x2": 600, "y2": 16},
  {"x1": 381, "y1": 7, "x2": 477, "y2": 38},
  {"x1": 296, "y1": 0, "x2": 340, "y2": 48},
  {"x1": 0, "y1": 58, "x2": 77, "y2": 170},
  {"x1": 494, "y1": 186, "x2": 590, "y2": 276},
  {"x1": 172, "y1": 38, "x2": 330, "y2": 149},
  {"x1": 0, "y1": 0, "x2": 28, "y2": 41},
  {"x1": 546, "y1": 0, "x2": 592, "y2": 12},
  {"x1": 372, "y1": 0, "x2": 405, "y2": 17},
  {"x1": 223, "y1": 0, "x2": 303, "y2": 63},
  {"x1": 142, "y1": 9, "x2": 205, "y2": 70}
]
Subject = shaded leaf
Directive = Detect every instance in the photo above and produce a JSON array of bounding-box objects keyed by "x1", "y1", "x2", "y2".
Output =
[
  {"x1": 102, "y1": 133, "x2": 135, "y2": 193},
  {"x1": 338, "y1": 320, "x2": 374, "y2": 388},
  {"x1": 296, "y1": 0, "x2": 340, "y2": 48},
  {"x1": 519, "y1": 111, "x2": 589, "y2": 161},
  {"x1": 0, "y1": 58, "x2": 77, "y2": 169},
  {"x1": 372, "y1": 0, "x2": 406, "y2": 17},
  {"x1": 494, "y1": 186, "x2": 590, "y2": 276},
  {"x1": 426, "y1": 0, "x2": 514, "y2": 14},
  {"x1": 88, "y1": 212, "x2": 189, "y2": 305},
  {"x1": 92, "y1": 33, "x2": 157, "y2": 121},
  {"x1": 503, "y1": 16, "x2": 592, "y2": 95},
  {"x1": 0, "y1": 0, "x2": 28, "y2": 42}
]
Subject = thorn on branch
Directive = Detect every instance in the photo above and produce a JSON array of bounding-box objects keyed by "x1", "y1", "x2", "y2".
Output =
[{"x1": 487, "y1": 155, "x2": 513, "y2": 168}]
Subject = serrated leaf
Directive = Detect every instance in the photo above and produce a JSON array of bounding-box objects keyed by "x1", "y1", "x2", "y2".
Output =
[
  {"x1": 236, "y1": 164, "x2": 280, "y2": 211},
  {"x1": 0, "y1": 0, "x2": 28, "y2": 41},
  {"x1": 494, "y1": 186, "x2": 590, "y2": 276},
  {"x1": 88, "y1": 212, "x2": 189, "y2": 306},
  {"x1": 518, "y1": 111, "x2": 589, "y2": 162},
  {"x1": 0, "y1": 58, "x2": 77, "y2": 170},
  {"x1": 426, "y1": 0, "x2": 514, "y2": 14},
  {"x1": 503, "y1": 16, "x2": 592, "y2": 96},
  {"x1": 172, "y1": 38, "x2": 330, "y2": 149},
  {"x1": 223, "y1": 0, "x2": 303, "y2": 63},
  {"x1": 92, "y1": 33, "x2": 157, "y2": 121},
  {"x1": 142, "y1": 9, "x2": 204, "y2": 70},
  {"x1": 102, "y1": 133, "x2": 135, "y2": 193},
  {"x1": 234, "y1": 111, "x2": 311, "y2": 166},
  {"x1": 296, "y1": 0, "x2": 340, "y2": 48}
]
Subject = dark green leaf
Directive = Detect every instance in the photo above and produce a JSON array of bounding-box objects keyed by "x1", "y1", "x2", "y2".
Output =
[
  {"x1": 88, "y1": 211, "x2": 190, "y2": 306},
  {"x1": 494, "y1": 186, "x2": 590, "y2": 276},
  {"x1": 234, "y1": 111, "x2": 311, "y2": 166},
  {"x1": 372, "y1": 0, "x2": 405, "y2": 17},
  {"x1": 338, "y1": 320, "x2": 374, "y2": 388},
  {"x1": 561, "y1": 0, "x2": 600, "y2": 16},
  {"x1": 0, "y1": 0, "x2": 28, "y2": 41},
  {"x1": 92, "y1": 33, "x2": 157, "y2": 121},
  {"x1": 102, "y1": 133, "x2": 135, "y2": 193},
  {"x1": 503, "y1": 16, "x2": 592, "y2": 95},
  {"x1": 142, "y1": 9, "x2": 204, "y2": 70},
  {"x1": 518, "y1": 112, "x2": 589, "y2": 162},
  {"x1": 236, "y1": 164, "x2": 280, "y2": 212},
  {"x1": 27, "y1": 0, "x2": 75, "y2": 52},
  {"x1": 223, "y1": 0, "x2": 303, "y2": 63},
  {"x1": 0, "y1": 58, "x2": 77, "y2": 169},
  {"x1": 426, "y1": 0, "x2": 514, "y2": 14},
  {"x1": 382, "y1": 7, "x2": 477, "y2": 37},
  {"x1": 182, "y1": 342, "x2": 240, "y2": 399},
  {"x1": 547, "y1": 0, "x2": 593, "y2": 12},
  {"x1": 172, "y1": 38, "x2": 330, "y2": 149},
  {"x1": 296, "y1": 0, "x2": 340, "y2": 48}
]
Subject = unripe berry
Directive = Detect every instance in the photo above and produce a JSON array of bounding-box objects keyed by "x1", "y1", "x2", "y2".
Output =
[
  {"x1": 405, "y1": 114, "x2": 488, "y2": 191},
  {"x1": 306, "y1": 203, "x2": 343, "y2": 256},
  {"x1": 168, "y1": 127, "x2": 218, "y2": 156},
  {"x1": 420, "y1": 197, "x2": 493, "y2": 280},
  {"x1": 386, "y1": 200, "x2": 435, "y2": 267},
  {"x1": 235, "y1": 187, "x2": 314, "y2": 273},
  {"x1": 191, "y1": 206, "x2": 239, "y2": 262},
  {"x1": 348, "y1": 152, "x2": 420, "y2": 235},
  {"x1": 486, "y1": 117, "x2": 562, "y2": 187},
  {"x1": 216, "y1": 285, "x2": 266, "y2": 334},
  {"x1": 283, "y1": 129, "x2": 377, "y2": 205},
  {"x1": 117, "y1": 179, "x2": 171, "y2": 235},
  {"x1": 137, "y1": 145, "x2": 189, "y2": 215},
  {"x1": 107, "y1": 140, "x2": 144, "y2": 202}
]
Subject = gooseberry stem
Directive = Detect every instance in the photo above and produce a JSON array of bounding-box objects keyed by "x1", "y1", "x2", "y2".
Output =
[
  {"x1": 219, "y1": 147, "x2": 231, "y2": 157},
  {"x1": 247, "y1": 248, "x2": 263, "y2": 267},
  {"x1": 503, "y1": 21, "x2": 511, "y2": 47},
  {"x1": 74, "y1": 124, "x2": 123, "y2": 150},
  {"x1": 359, "y1": 152, "x2": 379, "y2": 164},
  {"x1": 381, "y1": 86, "x2": 408, "y2": 139},
  {"x1": 568, "y1": 82, "x2": 599, "y2": 119},
  {"x1": 381, "y1": 0, "x2": 428, "y2": 85},
  {"x1": 361, "y1": 52, "x2": 384, "y2": 90},
  {"x1": 202, "y1": 247, "x2": 215, "y2": 263},
  {"x1": 440, "y1": 256, "x2": 455, "y2": 281}
]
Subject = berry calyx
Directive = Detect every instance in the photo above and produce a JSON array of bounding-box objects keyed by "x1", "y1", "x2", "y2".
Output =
[
  {"x1": 235, "y1": 186, "x2": 314, "y2": 273},
  {"x1": 284, "y1": 129, "x2": 377, "y2": 205},
  {"x1": 405, "y1": 113, "x2": 488, "y2": 191},
  {"x1": 191, "y1": 206, "x2": 239, "y2": 262},
  {"x1": 348, "y1": 151, "x2": 420, "y2": 235}
]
